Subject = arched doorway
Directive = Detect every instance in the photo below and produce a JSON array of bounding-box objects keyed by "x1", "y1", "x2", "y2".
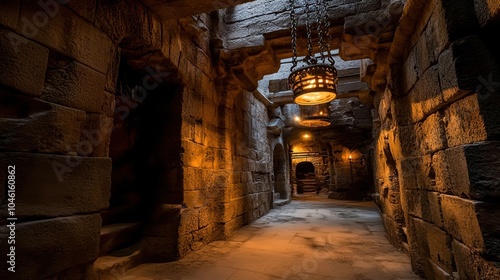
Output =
[
  {"x1": 273, "y1": 144, "x2": 287, "y2": 200},
  {"x1": 101, "y1": 53, "x2": 183, "y2": 259},
  {"x1": 296, "y1": 161, "x2": 316, "y2": 194}
]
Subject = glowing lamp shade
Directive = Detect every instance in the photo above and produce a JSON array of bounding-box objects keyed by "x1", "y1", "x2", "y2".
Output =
[
  {"x1": 289, "y1": 64, "x2": 338, "y2": 106},
  {"x1": 297, "y1": 103, "x2": 331, "y2": 128}
]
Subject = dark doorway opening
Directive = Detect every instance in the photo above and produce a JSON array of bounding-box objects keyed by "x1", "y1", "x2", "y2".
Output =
[
  {"x1": 296, "y1": 162, "x2": 316, "y2": 194},
  {"x1": 100, "y1": 56, "x2": 183, "y2": 256}
]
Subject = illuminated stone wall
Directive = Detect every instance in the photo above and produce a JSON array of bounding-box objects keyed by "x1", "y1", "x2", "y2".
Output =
[{"x1": 372, "y1": 0, "x2": 500, "y2": 278}]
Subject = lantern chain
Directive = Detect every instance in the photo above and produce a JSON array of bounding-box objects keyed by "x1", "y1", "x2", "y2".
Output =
[
  {"x1": 289, "y1": 0, "x2": 298, "y2": 71},
  {"x1": 321, "y1": 0, "x2": 335, "y2": 65},
  {"x1": 304, "y1": 0, "x2": 316, "y2": 65},
  {"x1": 316, "y1": 0, "x2": 325, "y2": 63}
]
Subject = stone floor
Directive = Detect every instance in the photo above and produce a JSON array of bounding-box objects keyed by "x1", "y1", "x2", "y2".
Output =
[{"x1": 123, "y1": 196, "x2": 422, "y2": 280}]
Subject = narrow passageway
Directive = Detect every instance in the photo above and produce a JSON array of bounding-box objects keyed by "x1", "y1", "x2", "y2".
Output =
[{"x1": 123, "y1": 197, "x2": 421, "y2": 280}]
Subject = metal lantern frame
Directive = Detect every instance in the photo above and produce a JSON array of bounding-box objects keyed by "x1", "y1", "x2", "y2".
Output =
[{"x1": 288, "y1": 0, "x2": 338, "y2": 106}]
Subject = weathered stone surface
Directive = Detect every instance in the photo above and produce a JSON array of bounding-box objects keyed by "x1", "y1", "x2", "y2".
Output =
[
  {"x1": 79, "y1": 114, "x2": 113, "y2": 157},
  {"x1": 423, "y1": 221, "x2": 453, "y2": 273},
  {"x1": 0, "y1": 90, "x2": 86, "y2": 155},
  {"x1": 408, "y1": 65, "x2": 445, "y2": 123},
  {"x1": 427, "y1": 192, "x2": 443, "y2": 228},
  {"x1": 474, "y1": 0, "x2": 500, "y2": 27},
  {"x1": 0, "y1": 153, "x2": 111, "y2": 218},
  {"x1": 0, "y1": 214, "x2": 101, "y2": 279},
  {"x1": 439, "y1": 36, "x2": 500, "y2": 103},
  {"x1": 422, "y1": 258, "x2": 453, "y2": 280},
  {"x1": 0, "y1": 0, "x2": 20, "y2": 29},
  {"x1": 0, "y1": 29, "x2": 49, "y2": 96},
  {"x1": 42, "y1": 57, "x2": 113, "y2": 115},
  {"x1": 453, "y1": 239, "x2": 500, "y2": 280},
  {"x1": 418, "y1": 111, "x2": 447, "y2": 154},
  {"x1": 143, "y1": 204, "x2": 182, "y2": 262},
  {"x1": 444, "y1": 95, "x2": 487, "y2": 147},
  {"x1": 438, "y1": 0, "x2": 481, "y2": 42},
  {"x1": 439, "y1": 195, "x2": 500, "y2": 257},
  {"x1": 434, "y1": 142, "x2": 500, "y2": 201},
  {"x1": 17, "y1": 4, "x2": 113, "y2": 73}
]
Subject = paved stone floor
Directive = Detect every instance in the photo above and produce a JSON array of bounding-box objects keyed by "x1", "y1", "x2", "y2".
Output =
[{"x1": 123, "y1": 196, "x2": 421, "y2": 280}]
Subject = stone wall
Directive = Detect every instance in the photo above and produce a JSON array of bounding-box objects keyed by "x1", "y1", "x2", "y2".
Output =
[
  {"x1": 372, "y1": 0, "x2": 500, "y2": 278},
  {"x1": 0, "y1": 0, "x2": 280, "y2": 278}
]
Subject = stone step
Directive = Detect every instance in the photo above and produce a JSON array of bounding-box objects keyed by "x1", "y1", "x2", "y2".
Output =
[
  {"x1": 100, "y1": 223, "x2": 143, "y2": 256},
  {"x1": 101, "y1": 204, "x2": 141, "y2": 225},
  {"x1": 94, "y1": 242, "x2": 145, "y2": 280}
]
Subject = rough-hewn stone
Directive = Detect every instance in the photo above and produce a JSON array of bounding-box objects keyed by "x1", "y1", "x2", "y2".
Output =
[
  {"x1": 17, "y1": 4, "x2": 113, "y2": 73},
  {"x1": 0, "y1": 153, "x2": 111, "y2": 218},
  {"x1": 42, "y1": 57, "x2": 113, "y2": 115},
  {"x1": 0, "y1": 90, "x2": 86, "y2": 155},
  {"x1": 0, "y1": 1, "x2": 20, "y2": 29},
  {"x1": 0, "y1": 29, "x2": 49, "y2": 96},
  {"x1": 440, "y1": 195, "x2": 500, "y2": 258},
  {"x1": 453, "y1": 239, "x2": 500, "y2": 280},
  {"x1": 0, "y1": 214, "x2": 101, "y2": 279},
  {"x1": 439, "y1": 36, "x2": 500, "y2": 103},
  {"x1": 444, "y1": 95, "x2": 487, "y2": 147}
]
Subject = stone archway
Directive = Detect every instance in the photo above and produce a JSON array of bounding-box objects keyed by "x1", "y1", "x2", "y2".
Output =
[{"x1": 273, "y1": 144, "x2": 287, "y2": 201}]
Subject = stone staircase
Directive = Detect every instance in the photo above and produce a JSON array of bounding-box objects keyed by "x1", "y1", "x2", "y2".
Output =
[{"x1": 297, "y1": 178, "x2": 317, "y2": 194}]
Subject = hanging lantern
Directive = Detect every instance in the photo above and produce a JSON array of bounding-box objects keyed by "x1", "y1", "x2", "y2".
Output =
[
  {"x1": 296, "y1": 103, "x2": 332, "y2": 127},
  {"x1": 288, "y1": 0, "x2": 338, "y2": 106}
]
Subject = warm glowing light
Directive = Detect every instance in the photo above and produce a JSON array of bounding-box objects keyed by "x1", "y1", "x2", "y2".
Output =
[
  {"x1": 294, "y1": 116, "x2": 301, "y2": 122},
  {"x1": 302, "y1": 134, "x2": 311, "y2": 139},
  {"x1": 349, "y1": 155, "x2": 352, "y2": 159},
  {"x1": 319, "y1": 111, "x2": 323, "y2": 115}
]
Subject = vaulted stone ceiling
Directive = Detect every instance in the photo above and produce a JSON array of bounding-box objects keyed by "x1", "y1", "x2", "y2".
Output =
[{"x1": 140, "y1": 0, "x2": 255, "y2": 20}]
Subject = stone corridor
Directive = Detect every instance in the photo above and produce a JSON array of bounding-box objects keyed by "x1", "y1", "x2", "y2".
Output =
[{"x1": 122, "y1": 197, "x2": 420, "y2": 280}]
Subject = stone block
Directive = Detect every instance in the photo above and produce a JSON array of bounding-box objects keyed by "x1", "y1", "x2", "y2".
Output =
[
  {"x1": 408, "y1": 65, "x2": 445, "y2": 123},
  {"x1": 183, "y1": 190, "x2": 207, "y2": 209},
  {"x1": 0, "y1": 153, "x2": 111, "y2": 218},
  {"x1": 434, "y1": 142, "x2": 500, "y2": 200},
  {"x1": 427, "y1": 192, "x2": 444, "y2": 228},
  {"x1": 390, "y1": 125, "x2": 418, "y2": 160},
  {"x1": 423, "y1": 3, "x2": 448, "y2": 66},
  {"x1": 0, "y1": 1, "x2": 20, "y2": 29},
  {"x1": 439, "y1": 0, "x2": 481, "y2": 42},
  {"x1": 441, "y1": 195, "x2": 500, "y2": 258},
  {"x1": 418, "y1": 111, "x2": 447, "y2": 155},
  {"x1": 0, "y1": 90, "x2": 86, "y2": 155},
  {"x1": 181, "y1": 140, "x2": 204, "y2": 168},
  {"x1": 423, "y1": 221, "x2": 453, "y2": 273},
  {"x1": 42, "y1": 56, "x2": 112, "y2": 115},
  {"x1": 397, "y1": 155, "x2": 433, "y2": 191},
  {"x1": 0, "y1": 214, "x2": 101, "y2": 279},
  {"x1": 17, "y1": 3, "x2": 112, "y2": 73},
  {"x1": 452, "y1": 239, "x2": 500, "y2": 280},
  {"x1": 0, "y1": 29, "x2": 49, "y2": 96},
  {"x1": 179, "y1": 208, "x2": 199, "y2": 236},
  {"x1": 461, "y1": 142, "x2": 500, "y2": 200},
  {"x1": 439, "y1": 36, "x2": 500, "y2": 103},
  {"x1": 441, "y1": 195, "x2": 484, "y2": 250},
  {"x1": 432, "y1": 149, "x2": 464, "y2": 194},
  {"x1": 445, "y1": 95, "x2": 487, "y2": 147},
  {"x1": 422, "y1": 258, "x2": 453, "y2": 280},
  {"x1": 474, "y1": 0, "x2": 500, "y2": 27}
]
